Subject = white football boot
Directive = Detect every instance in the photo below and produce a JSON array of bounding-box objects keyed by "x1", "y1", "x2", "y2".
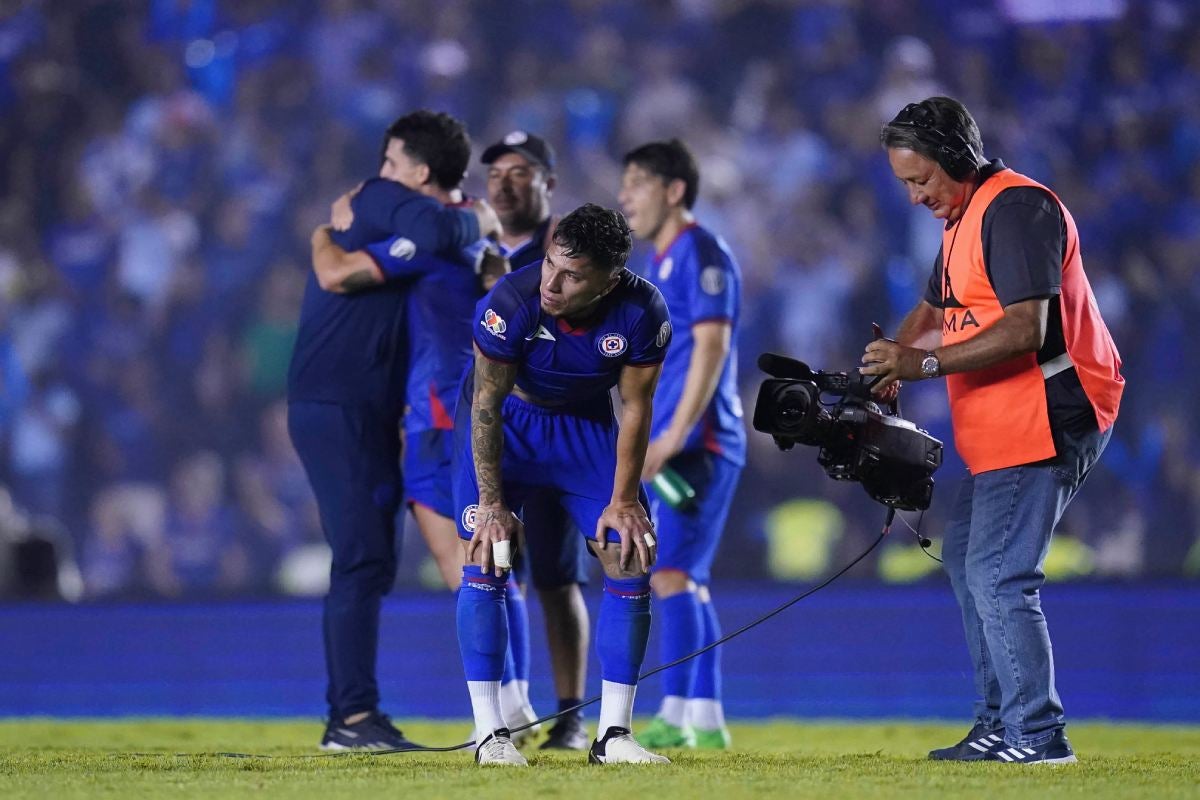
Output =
[
  {"x1": 474, "y1": 728, "x2": 528, "y2": 766},
  {"x1": 588, "y1": 726, "x2": 671, "y2": 764}
]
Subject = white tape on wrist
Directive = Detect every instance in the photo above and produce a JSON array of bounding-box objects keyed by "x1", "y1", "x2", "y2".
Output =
[{"x1": 492, "y1": 540, "x2": 512, "y2": 570}]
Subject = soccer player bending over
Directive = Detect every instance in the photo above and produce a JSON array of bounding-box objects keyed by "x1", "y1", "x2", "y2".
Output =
[{"x1": 454, "y1": 203, "x2": 672, "y2": 766}]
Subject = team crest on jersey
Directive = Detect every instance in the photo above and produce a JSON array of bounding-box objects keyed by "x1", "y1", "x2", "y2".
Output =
[
  {"x1": 461, "y1": 504, "x2": 480, "y2": 532},
  {"x1": 598, "y1": 333, "x2": 628, "y2": 357},
  {"x1": 656, "y1": 321, "x2": 672, "y2": 348},
  {"x1": 482, "y1": 308, "x2": 507, "y2": 339},
  {"x1": 658, "y1": 257, "x2": 674, "y2": 281},
  {"x1": 388, "y1": 237, "x2": 417, "y2": 260},
  {"x1": 700, "y1": 265, "x2": 725, "y2": 295}
]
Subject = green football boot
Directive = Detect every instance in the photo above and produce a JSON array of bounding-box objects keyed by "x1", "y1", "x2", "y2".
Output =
[
  {"x1": 636, "y1": 716, "x2": 695, "y2": 748},
  {"x1": 692, "y1": 726, "x2": 732, "y2": 750}
]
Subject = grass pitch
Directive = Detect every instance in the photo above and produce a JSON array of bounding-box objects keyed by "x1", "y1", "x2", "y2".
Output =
[{"x1": 1, "y1": 718, "x2": 1197, "y2": 799}]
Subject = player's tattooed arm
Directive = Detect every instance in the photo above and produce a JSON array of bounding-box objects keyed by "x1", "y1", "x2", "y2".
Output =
[
  {"x1": 471, "y1": 345, "x2": 518, "y2": 507},
  {"x1": 468, "y1": 344, "x2": 521, "y2": 575},
  {"x1": 311, "y1": 225, "x2": 384, "y2": 294}
]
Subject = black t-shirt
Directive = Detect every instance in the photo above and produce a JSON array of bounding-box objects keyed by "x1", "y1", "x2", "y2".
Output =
[{"x1": 924, "y1": 160, "x2": 1098, "y2": 441}]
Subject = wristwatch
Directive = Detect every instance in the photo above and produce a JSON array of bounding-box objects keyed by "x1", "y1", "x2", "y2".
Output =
[{"x1": 920, "y1": 351, "x2": 941, "y2": 379}]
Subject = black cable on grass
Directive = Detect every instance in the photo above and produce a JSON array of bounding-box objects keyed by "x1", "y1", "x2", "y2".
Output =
[{"x1": 119, "y1": 525, "x2": 891, "y2": 760}]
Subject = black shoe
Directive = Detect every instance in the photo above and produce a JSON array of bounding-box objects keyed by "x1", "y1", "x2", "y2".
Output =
[
  {"x1": 928, "y1": 721, "x2": 1005, "y2": 761},
  {"x1": 319, "y1": 711, "x2": 419, "y2": 751},
  {"x1": 987, "y1": 729, "x2": 1077, "y2": 764},
  {"x1": 540, "y1": 715, "x2": 589, "y2": 750}
]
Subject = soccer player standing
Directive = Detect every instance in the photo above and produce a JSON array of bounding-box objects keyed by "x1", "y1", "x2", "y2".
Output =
[
  {"x1": 619, "y1": 139, "x2": 745, "y2": 750},
  {"x1": 456, "y1": 204, "x2": 672, "y2": 766},
  {"x1": 288, "y1": 110, "x2": 492, "y2": 751}
]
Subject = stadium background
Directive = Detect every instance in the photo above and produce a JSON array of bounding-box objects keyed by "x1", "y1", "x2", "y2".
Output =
[{"x1": 0, "y1": 0, "x2": 1197, "y2": 722}]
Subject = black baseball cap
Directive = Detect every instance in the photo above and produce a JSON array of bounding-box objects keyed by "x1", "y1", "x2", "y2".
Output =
[{"x1": 481, "y1": 130, "x2": 556, "y2": 172}]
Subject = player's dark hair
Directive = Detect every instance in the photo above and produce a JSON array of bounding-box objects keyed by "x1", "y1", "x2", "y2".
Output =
[
  {"x1": 552, "y1": 203, "x2": 632, "y2": 274},
  {"x1": 380, "y1": 110, "x2": 471, "y2": 190},
  {"x1": 880, "y1": 96, "x2": 984, "y2": 180},
  {"x1": 622, "y1": 138, "x2": 700, "y2": 209}
]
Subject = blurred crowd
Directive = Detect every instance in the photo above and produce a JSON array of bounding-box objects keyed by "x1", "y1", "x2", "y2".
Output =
[{"x1": 0, "y1": 0, "x2": 1197, "y2": 599}]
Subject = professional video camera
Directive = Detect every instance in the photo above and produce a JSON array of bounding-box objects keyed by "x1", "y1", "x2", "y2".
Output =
[{"x1": 752, "y1": 353, "x2": 943, "y2": 511}]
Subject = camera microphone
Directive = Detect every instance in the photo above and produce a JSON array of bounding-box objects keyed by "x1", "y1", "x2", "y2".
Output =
[{"x1": 757, "y1": 353, "x2": 815, "y2": 381}]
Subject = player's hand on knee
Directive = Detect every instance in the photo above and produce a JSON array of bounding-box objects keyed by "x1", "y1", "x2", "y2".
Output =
[
  {"x1": 596, "y1": 500, "x2": 656, "y2": 574},
  {"x1": 468, "y1": 503, "x2": 522, "y2": 577}
]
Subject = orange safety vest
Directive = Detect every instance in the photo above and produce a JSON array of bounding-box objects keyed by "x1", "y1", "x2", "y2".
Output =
[{"x1": 940, "y1": 169, "x2": 1124, "y2": 474}]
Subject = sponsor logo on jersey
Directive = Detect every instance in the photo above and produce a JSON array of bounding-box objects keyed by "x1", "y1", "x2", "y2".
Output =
[
  {"x1": 700, "y1": 265, "x2": 725, "y2": 295},
  {"x1": 461, "y1": 504, "x2": 479, "y2": 532},
  {"x1": 482, "y1": 309, "x2": 507, "y2": 339},
  {"x1": 388, "y1": 237, "x2": 417, "y2": 260},
  {"x1": 658, "y1": 257, "x2": 674, "y2": 281},
  {"x1": 656, "y1": 320, "x2": 672, "y2": 348},
  {"x1": 524, "y1": 324, "x2": 556, "y2": 342},
  {"x1": 598, "y1": 333, "x2": 628, "y2": 357}
]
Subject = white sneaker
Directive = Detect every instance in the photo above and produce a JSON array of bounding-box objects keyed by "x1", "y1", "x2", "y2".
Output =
[
  {"x1": 588, "y1": 726, "x2": 671, "y2": 764},
  {"x1": 507, "y1": 703, "x2": 542, "y2": 748},
  {"x1": 475, "y1": 729, "x2": 528, "y2": 766}
]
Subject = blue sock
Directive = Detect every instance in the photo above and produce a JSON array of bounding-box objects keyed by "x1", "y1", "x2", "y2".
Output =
[
  {"x1": 456, "y1": 566, "x2": 508, "y2": 681},
  {"x1": 694, "y1": 595, "x2": 722, "y2": 700},
  {"x1": 658, "y1": 591, "x2": 703, "y2": 698},
  {"x1": 596, "y1": 575, "x2": 651, "y2": 685},
  {"x1": 504, "y1": 577, "x2": 530, "y2": 684}
]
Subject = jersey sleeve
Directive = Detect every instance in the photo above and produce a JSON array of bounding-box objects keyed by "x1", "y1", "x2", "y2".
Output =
[
  {"x1": 364, "y1": 236, "x2": 490, "y2": 281},
  {"x1": 472, "y1": 276, "x2": 533, "y2": 363},
  {"x1": 982, "y1": 187, "x2": 1065, "y2": 307},
  {"x1": 683, "y1": 237, "x2": 739, "y2": 323},
  {"x1": 331, "y1": 178, "x2": 480, "y2": 253},
  {"x1": 627, "y1": 286, "x2": 672, "y2": 366}
]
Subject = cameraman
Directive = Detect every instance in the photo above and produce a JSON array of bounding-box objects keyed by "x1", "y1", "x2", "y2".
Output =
[{"x1": 862, "y1": 97, "x2": 1124, "y2": 764}]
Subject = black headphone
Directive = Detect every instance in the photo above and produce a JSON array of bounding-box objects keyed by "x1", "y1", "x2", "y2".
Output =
[{"x1": 888, "y1": 101, "x2": 982, "y2": 181}]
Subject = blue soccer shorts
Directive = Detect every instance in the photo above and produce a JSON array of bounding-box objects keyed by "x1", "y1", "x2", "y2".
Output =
[
  {"x1": 404, "y1": 427, "x2": 454, "y2": 519},
  {"x1": 646, "y1": 449, "x2": 742, "y2": 585},
  {"x1": 453, "y1": 391, "x2": 648, "y2": 568}
]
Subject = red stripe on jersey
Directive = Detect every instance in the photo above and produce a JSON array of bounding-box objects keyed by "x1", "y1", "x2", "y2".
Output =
[
  {"x1": 429, "y1": 381, "x2": 453, "y2": 430},
  {"x1": 702, "y1": 411, "x2": 724, "y2": 456},
  {"x1": 556, "y1": 317, "x2": 592, "y2": 336}
]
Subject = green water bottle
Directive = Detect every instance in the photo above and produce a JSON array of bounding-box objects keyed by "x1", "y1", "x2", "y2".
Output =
[{"x1": 651, "y1": 465, "x2": 697, "y2": 511}]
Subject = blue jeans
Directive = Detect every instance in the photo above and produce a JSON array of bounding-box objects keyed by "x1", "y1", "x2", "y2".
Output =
[{"x1": 941, "y1": 423, "x2": 1111, "y2": 747}]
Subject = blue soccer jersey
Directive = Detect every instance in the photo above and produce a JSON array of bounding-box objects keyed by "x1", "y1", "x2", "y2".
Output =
[
  {"x1": 287, "y1": 186, "x2": 479, "y2": 413},
  {"x1": 472, "y1": 262, "x2": 672, "y2": 406},
  {"x1": 365, "y1": 231, "x2": 485, "y2": 433},
  {"x1": 363, "y1": 208, "x2": 488, "y2": 517},
  {"x1": 642, "y1": 223, "x2": 746, "y2": 465}
]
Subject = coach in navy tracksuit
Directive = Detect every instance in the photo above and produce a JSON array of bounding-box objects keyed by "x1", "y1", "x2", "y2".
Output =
[{"x1": 287, "y1": 112, "x2": 487, "y2": 750}]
